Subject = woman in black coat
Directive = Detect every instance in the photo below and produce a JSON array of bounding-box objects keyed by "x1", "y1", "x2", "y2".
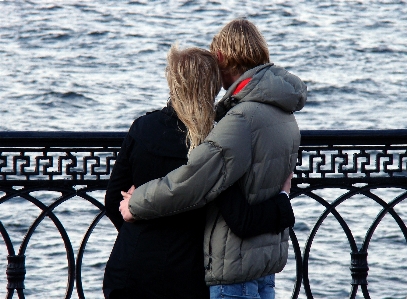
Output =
[
  {"x1": 103, "y1": 103, "x2": 210, "y2": 299},
  {"x1": 103, "y1": 46, "x2": 294, "y2": 299}
]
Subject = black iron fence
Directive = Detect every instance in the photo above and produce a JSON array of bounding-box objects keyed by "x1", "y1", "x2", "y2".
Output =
[{"x1": 1, "y1": 130, "x2": 407, "y2": 299}]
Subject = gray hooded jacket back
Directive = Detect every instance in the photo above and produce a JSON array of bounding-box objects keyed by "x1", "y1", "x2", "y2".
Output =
[{"x1": 129, "y1": 63, "x2": 307, "y2": 285}]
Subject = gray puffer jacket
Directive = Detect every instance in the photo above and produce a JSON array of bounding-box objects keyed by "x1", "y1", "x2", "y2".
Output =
[{"x1": 128, "y1": 63, "x2": 307, "y2": 285}]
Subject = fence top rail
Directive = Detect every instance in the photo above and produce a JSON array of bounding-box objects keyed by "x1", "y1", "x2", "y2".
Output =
[
  {"x1": 0, "y1": 129, "x2": 407, "y2": 147},
  {"x1": 0, "y1": 131, "x2": 127, "y2": 147},
  {"x1": 300, "y1": 129, "x2": 407, "y2": 146}
]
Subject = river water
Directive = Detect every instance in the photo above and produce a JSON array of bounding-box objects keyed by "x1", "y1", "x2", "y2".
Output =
[{"x1": 0, "y1": 0, "x2": 407, "y2": 298}]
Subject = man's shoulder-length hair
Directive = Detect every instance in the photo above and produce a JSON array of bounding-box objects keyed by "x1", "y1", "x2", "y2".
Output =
[{"x1": 210, "y1": 18, "x2": 270, "y2": 76}]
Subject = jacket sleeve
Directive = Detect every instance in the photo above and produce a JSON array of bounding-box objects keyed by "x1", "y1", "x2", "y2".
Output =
[
  {"x1": 104, "y1": 133, "x2": 134, "y2": 231},
  {"x1": 216, "y1": 183, "x2": 295, "y2": 238},
  {"x1": 128, "y1": 112, "x2": 252, "y2": 220}
]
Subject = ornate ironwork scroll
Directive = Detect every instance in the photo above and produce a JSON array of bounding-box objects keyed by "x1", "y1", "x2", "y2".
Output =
[
  {"x1": 0, "y1": 131, "x2": 124, "y2": 187},
  {"x1": 0, "y1": 130, "x2": 406, "y2": 299},
  {"x1": 289, "y1": 130, "x2": 407, "y2": 299}
]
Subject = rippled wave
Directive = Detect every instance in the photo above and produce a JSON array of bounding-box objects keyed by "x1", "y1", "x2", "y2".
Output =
[{"x1": 1, "y1": 0, "x2": 406, "y2": 132}]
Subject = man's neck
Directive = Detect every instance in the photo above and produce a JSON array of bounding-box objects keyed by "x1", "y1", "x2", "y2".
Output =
[{"x1": 222, "y1": 72, "x2": 243, "y2": 90}]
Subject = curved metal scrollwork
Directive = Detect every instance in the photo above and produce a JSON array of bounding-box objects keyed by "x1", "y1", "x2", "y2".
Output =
[
  {"x1": 0, "y1": 130, "x2": 406, "y2": 298},
  {"x1": 0, "y1": 185, "x2": 106, "y2": 299},
  {"x1": 288, "y1": 183, "x2": 407, "y2": 299}
]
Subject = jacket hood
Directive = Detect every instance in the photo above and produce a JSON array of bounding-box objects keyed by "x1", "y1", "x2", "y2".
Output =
[{"x1": 215, "y1": 63, "x2": 307, "y2": 121}]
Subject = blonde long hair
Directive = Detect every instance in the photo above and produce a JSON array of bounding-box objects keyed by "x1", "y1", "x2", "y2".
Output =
[
  {"x1": 210, "y1": 18, "x2": 270, "y2": 76},
  {"x1": 166, "y1": 44, "x2": 221, "y2": 151}
]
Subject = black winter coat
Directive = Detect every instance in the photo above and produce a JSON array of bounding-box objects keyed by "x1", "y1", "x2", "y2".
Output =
[{"x1": 103, "y1": 106, "x2": 209, "y2": 299}]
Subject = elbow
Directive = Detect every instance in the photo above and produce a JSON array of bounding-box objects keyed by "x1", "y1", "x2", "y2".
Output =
[{"x1": 227, "y1": 224, "x2": 250, "y2": 239}]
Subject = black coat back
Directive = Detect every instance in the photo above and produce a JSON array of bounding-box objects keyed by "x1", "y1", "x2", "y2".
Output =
[{"x1": 103, "y1": 106, "x2": 208, "y2": 299}]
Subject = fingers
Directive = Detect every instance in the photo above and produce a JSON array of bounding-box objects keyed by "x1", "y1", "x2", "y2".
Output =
[
  {"x1": 119, "y1": 189, "x2": 136, "y2": 222},
  {"x1": 121, "y1": 205, "x2": 135, "y2": 222},
  {"x1": 119, "y1": 190, "x2": 136, "y2": 222},
  {"x1": 127, "y1": 185, "x2": 136, "y2": 195},
  {"x1": 121, "y1": 191, "x2": 130, "y2": 200}
]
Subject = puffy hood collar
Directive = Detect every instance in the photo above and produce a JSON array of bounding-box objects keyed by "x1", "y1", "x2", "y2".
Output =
[{"x1": 215, "y1": 63, "x2": 307, "y2": 121}]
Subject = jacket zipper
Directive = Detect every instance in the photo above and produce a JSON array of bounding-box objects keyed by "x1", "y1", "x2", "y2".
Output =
[{"x1": 205, "y1": 211, "x2": 221, "y2": 271}]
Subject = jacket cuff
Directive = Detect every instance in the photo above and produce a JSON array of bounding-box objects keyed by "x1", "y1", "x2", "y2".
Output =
[
  {"x1": 279, "y1": 191, "x2": 289, "y2": 198},
  {"x1": 129, "y1": 204, "x2": 144, "y2": 221},
  {"x1": 275, "y1": 195, "x2": 295, "y2": 232}
]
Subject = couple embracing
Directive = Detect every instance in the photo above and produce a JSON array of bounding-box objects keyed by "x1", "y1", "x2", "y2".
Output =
[{"x1": 103, "y1": 18, "x2": 307, "y2": 299}]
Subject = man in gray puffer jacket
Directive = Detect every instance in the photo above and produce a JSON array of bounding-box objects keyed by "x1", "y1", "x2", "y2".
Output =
[{"x1": 121, "y1": 19, "x2": 307, "y2": 298}]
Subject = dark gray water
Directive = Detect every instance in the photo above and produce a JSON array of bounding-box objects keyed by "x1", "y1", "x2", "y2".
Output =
[
  {"x1": 1, "y1": 0, "x2": 407, "y2": 132},
  {"x1": 1, "y1": 1, "x2": 407, "y2": 298}
]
